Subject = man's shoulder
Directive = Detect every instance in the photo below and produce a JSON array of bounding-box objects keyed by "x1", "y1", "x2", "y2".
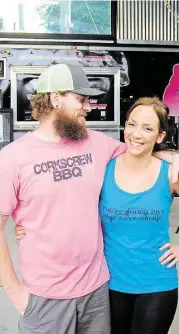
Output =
[
  {"x1": 0, "y1": 133, "x2": 30, "y2": 160},
  {"x1": 87, "y1": 129, "x2": 118, "y2": 143}
]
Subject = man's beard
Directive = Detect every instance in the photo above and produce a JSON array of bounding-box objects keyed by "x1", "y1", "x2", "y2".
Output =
[{"x1": 53, "y1": 107, "x2": 88, "y2": 140}]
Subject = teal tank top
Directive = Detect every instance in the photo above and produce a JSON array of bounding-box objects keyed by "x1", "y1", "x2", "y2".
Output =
[{"x1": 99, "y1": 158, "x2": 178, "y2": 293}]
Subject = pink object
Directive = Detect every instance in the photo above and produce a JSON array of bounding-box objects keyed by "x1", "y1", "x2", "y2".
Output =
[
  {"x1": 0, "y1": 130, "x2": 125, "y2": 299},
  {"x1": 163, "y1": 64, "x2": 179, "y2": 116}
]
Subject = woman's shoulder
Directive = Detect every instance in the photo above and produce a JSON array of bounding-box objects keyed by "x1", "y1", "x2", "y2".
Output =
[
  {"x1": 103, "y1": 157, "x2": 117, "y2": 184},
  {"x1": 154, "y1": 157, "x2": 172, "y2": 190},
  {"x1": 106, "y1": 156, "x2": 117, "y2": 169},
  {"x1": 152, "y1": 156, "x2": 170, "y2": 169},
  {"x1": 151, "y1": 157, "x2": 170, "y2": 187}
]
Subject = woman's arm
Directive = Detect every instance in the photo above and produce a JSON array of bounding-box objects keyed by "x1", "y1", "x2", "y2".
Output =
[
  {"x1": 159, "y1": 243, "x2": 179, "y2": 268},
  {"x1": 15, "y1": 225, "x2": 26, "y2": 242},
  {"x1": 158, "y1": 165, "x2": 179, "y2": 269},
  {"x1": 169, "y1": 164, "x2": 179, "y2": 194}
]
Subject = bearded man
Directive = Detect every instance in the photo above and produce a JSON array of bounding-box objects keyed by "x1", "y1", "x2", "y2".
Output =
[{"x1": 0, "y1": 64, "x2": 178, "y2": 334}]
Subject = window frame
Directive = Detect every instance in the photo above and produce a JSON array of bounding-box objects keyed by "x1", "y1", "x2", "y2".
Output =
[
  {"x1": 10, "y1": 65, "x2": 120, "y2": 131},
  {"x1": 0, "y1": 1, "x2": 116, "y2": 43}
]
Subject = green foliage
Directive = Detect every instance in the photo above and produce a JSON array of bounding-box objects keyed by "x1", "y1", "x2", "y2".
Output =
[
  {"x1": 37, "y1": 0, "x2": 111, "y2": 34},
  {"x1": 0, "y1": 17, "x2": 3, "y2": 30}
]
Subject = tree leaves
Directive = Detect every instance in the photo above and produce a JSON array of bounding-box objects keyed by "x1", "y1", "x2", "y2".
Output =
[{"x1": 37, "y1": 0, "x2": 111, "y2": 35}]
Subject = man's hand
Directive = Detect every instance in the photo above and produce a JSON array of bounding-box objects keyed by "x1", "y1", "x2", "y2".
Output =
[
  {"x1": 15, "y1": 225, "x2": 26, "y2": 242},
  {"x1": 159, "y1": 243, "x2": 179, "y2": 268}
]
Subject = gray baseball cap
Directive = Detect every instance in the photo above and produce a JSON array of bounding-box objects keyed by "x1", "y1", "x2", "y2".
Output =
[{"x1": 36, "y1": 63, "x2": 105, "y2": 96}]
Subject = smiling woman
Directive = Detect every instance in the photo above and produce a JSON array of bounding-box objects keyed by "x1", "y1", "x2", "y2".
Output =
[
  {"x1": 99, "y1": 96, "x2": 179, "y2": 334},
  {"x1": 125, "y1": 97, "x2": 169, "y2": 154}
]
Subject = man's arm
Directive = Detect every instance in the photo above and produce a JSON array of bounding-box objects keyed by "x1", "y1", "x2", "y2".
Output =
[
  {"x1": 0, "y1": 214, "x2": 29, "y2": 315},
  {"x1": 0, "y1": 214, "x2": 19, "y2": 293},
  {"x1": 154, "y1": 150, "x2": 179, "y2": 163},
  {"x1": 107, "y1": 136, "x2": 125, "y2": 162},
  {"x1": 154, "y1": 150, "x2": 179, "y2": 183}
]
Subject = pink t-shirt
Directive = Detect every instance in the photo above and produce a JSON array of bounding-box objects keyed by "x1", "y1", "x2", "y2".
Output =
[{"x1": 0, "y1": 130, "x2": 125, "y2": 299}]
